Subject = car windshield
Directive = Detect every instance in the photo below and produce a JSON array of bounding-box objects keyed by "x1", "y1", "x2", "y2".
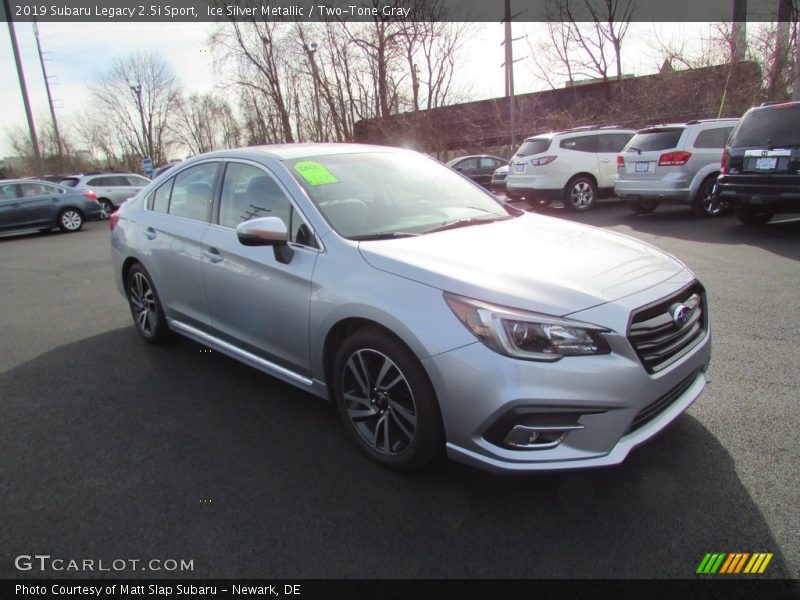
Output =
[
  {"x1": 516, "y1": 138, "x2": 551, "y2": 157},
  {"x1": 731, "y1": 105, "x2": 800, "y2": 147},
  {"x1": 287, "y1": 151, "x2": 513, "y2": 240},
  {"x1": 625, "y1": 128, "x2": 684, "y2": 152}
]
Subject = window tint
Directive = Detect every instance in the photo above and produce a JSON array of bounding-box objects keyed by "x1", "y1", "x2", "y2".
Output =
[
  {"x1": 85, "y1": 177, "x2": 108, "y2": 187},
  {"x1": 693, "y1": 127, "x2": 734, "y2": 149},
  {"x1": 19, "y1": 183, "x2": 61, "y2": 197},
  {"x1": 60, "y1": 178, "x2": 79, "y2": 187},
  {"x1": 0, "y1": 183, "x2": 20, "y2": 200},
  {"x1": 126, "y1": 175, "x2": 150, "y2": 186},
  {"x1": 457, "y1": 158, "x2": 478, "y2": 171},
  {"x1": 626, "y1": 128, "x2": 684, "y2": 152},
  {"x1": 731, "y1": 105, "x2": 800, "y2": 147},
  {"x1": 598, "y1": 133, "x2": 634, "y2": 153},
  {"x1": 516, "y1": 138, "x2": 551, "y2": 156},
  {"x1": 480, "y1": 158, "x2": 501, "y2": 168},
  {"x1": 168, "y1": 163, "x2": 218, "y2": 222},
  {"x1": 560, "y1": 135, "x2": 597, "y2": 152},
  {"x1": 150, "y1": 178, "x2": 173, "y2": 213}
]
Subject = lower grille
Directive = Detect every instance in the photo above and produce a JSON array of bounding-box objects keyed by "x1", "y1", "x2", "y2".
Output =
[
  {"x1": 628, "y1": 281, "x2": 707, "y2": 373},
  {"x1": 627, "y1": 368, "x2": 700, "y2": 433}
]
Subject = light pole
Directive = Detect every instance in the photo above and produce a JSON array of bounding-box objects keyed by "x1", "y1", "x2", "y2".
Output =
[
  {"x1": 304, "y1": 42, "x2": 323, "y2": 142},
  {"x1": 130, "y1": 84, "x2": 149, "y2": 160}
]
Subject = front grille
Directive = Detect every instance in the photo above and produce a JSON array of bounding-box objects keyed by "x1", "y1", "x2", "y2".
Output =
[
  {"x1": 628, "y1": 282, "x2": 706, "y2": 373},
  {"x1": 627, "y1": 368, "x2": 700, "y2": 433}
]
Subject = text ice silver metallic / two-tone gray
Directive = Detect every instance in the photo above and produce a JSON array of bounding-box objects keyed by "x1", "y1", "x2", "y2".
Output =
[{"x1": 110, "y1": 144, "x2": 711, "y2": 473}]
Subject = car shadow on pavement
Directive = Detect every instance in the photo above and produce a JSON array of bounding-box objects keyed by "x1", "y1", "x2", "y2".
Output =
[{"x1": 0, "y1": 327, "x2": 792, "y2": 580}]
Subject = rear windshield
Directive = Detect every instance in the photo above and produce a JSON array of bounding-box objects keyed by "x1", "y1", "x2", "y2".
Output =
[
  {"x1": 731, "y1": 105, "x2": 800, "y2": 147},
  {"x1": 625, "y1": 128, "x2": 684, "y2": 152},
  {"x1": 515, "y1": 138, "x2": 552, "y2": 157}
]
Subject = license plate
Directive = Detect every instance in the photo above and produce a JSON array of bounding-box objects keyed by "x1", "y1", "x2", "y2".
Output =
[
  {"x1": 755, "y1": 157, "x2": 777, "y2": 170},
  {"x1": 514, "y1": 163, "x2": 525, "y2": 173},
  {"x1": 635, "y1": 162, "x2": 649, "y2": 173}
]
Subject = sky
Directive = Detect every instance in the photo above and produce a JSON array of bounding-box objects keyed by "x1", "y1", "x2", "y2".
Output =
[{"x1": 0, "y1": 21, "x2": 711, "y2": 158}]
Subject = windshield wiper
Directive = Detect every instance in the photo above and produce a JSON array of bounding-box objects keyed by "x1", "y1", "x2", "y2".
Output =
[
  {"x1": 423, "y1": 215, "x2": 507, "y2": 234},
  {"x1": 350, "y1": 232, "x2": 420, "y2": 241},
  {"x1": 628, "y1": 146, "x2": 642, "y2": 154}
]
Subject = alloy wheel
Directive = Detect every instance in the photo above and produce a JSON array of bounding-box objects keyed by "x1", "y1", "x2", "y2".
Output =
[
  {"x1": 60, "y1": 210, "x2": 82, "y2": 231},
  {"x1": 341, "y1": 349, "x2": 418, "y2": 455},
  {"x1": 129, "y1": 271, "x2": 157, "y2": 337}
]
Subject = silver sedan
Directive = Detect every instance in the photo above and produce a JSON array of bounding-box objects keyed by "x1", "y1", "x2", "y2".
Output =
[{"x1": 110, "y1": 144, "x2": 711, "y2": 473}]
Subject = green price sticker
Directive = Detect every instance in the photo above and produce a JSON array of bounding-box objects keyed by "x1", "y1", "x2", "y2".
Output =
[{"x1": 294, "y1": 161, "x2": 338, "y2": 186}]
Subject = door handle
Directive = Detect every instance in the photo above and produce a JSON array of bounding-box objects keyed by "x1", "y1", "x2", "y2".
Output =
[
  {"x1": 144, "y1": 227, "x2": 157, "y2": 240},
  {"x1": 203, "y1": 248, "x2": 223, "y2": 263}
]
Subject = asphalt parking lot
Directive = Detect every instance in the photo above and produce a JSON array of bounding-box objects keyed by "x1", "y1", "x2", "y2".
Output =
[{"x1": 1, "y1": 200, "x2": 799, "y2": 580}]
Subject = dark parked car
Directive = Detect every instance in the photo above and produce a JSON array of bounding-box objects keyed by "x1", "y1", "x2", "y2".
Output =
[
  {"x1": 446, "y1": 155, "x2": 507, "y2": 188},
  {"x1": 717, "y1": 101, "x2": 800, "y2": 225},
  {"x1": 0, "y1": 179, "x2": 103, "y2": 233}
]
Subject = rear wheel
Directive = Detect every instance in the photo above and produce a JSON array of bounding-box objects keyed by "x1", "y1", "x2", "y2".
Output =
[
  {"x1": 99, "y1": 199, "x2": 114, "y2": 220},
  {"x1": 333, "y1": 327, "x2": 444, "y2": 470},
  {"x1": 735, "y1": 207, "x2": 774, "y2": 226},
  {"x1": 563, "y1": 177, "x2": 597, "y2": 211},
  {"x1": 691, "y1": 177, "x2": 725, "y2": 218},
  {"x1": 628, "y1": 199, "x2": 660, "y2": 214},
  {"x1": 57, "y1": 208, "x2": 84, "y2": 232}
]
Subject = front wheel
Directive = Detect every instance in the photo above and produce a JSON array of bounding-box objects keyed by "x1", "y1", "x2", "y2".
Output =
[
  {"x1": 735, "y1": 207, "x2": 774, "y2": 226},
  {"x1": 563, "y1": 177, "x2": 598, "y2": 211},
  {"x1": 57, "y1": 208, "x2": 84, "y2": 232},
  {"x1": 333, "y1": 327, "x2": 444, "y2": 470},
  {"x1": 126, "y1": 264, "x2": 170, "y2": 343},
  {"x1": 691, "y1": 177, "x2": 725, "y2": 218}
]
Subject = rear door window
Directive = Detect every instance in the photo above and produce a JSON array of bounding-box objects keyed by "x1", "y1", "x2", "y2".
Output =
[
  {"x1": 693, "y1": 127, "x2": 735, "y2": 149},
  {"x1": 560, "y1": 135, "x2": 597, "y2": 153},
  {"x1": 598, "y1": 133, "x2": 634, "y2": 153},
  {"x1": 167, "y1": 163, "x2": 219, "y2": 222}
]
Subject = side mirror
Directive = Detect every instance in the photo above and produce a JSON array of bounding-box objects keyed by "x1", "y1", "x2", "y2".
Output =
[{"x1": 236, "y1": 217, "x2": 294, "y2": 264}]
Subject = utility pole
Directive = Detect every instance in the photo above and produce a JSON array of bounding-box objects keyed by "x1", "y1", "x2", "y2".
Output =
[
  {"x1": 3, "y1": 0, "x2": 44, "y2": 177},
  {"x1": 304, "y1": 42, "x2": 323, "y2": 142},
  {"x1": 731, "y1": 0, "x2": 747, "y2": 62},
  {"x1": 503, "y1": 0, "x2": 516, "y2": 150},
  {"x1": 33, "y1": 19, "x2": 63, "y2": 161}
]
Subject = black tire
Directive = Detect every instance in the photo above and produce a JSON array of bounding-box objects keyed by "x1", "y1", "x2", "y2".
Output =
[
  {"x1": 562, "y1": 176, "x2": 598, "y2": 211},
  {"x1": 735, "y1": 207, "x2": 774, "y2": 226},
  {"x1": 125, "y1": 264, "x2": 170, "y2": 343},
  {"x1": 691, "y1": 177, "x2": 725, "y2": 218},
  {"x1": 57, "y1": 208, "x2": 84, "y2": 232},
  {"x1": 528, "y1": 197, "x2": 553, "y2": 211},
  {"x1": 333, "y1": 327, "x2": 444, "y2": 470},
  {"x1": 99, "y1": 199, "x2": 114, "y2": 220},
  {"x1": 628, "y1": 199, "x2": 660, "y2": 214}
]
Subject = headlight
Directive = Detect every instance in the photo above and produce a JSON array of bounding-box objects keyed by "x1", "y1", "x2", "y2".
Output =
[{"x1": 444, "y1": 292, "x2": 611, "y2": 361}]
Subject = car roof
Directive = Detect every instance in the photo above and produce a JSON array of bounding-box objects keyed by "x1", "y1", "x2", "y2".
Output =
[
  {"x1": 525, "y1": 127, "x2": 635, "y2": 141},
  {"x1": 200, "y1": 143, "x2": 406, "y2": 162},
  {"x1": 0, "y1": 179, "x2": 71, "y2": 190}
]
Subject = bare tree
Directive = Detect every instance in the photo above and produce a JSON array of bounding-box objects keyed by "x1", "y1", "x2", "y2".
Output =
[
  {"x1": 172, "y1": 92, "x2": 241, "y2": 155},
  {"x1": 89, "y1": 51, "x2": 181, "y2": 165}
]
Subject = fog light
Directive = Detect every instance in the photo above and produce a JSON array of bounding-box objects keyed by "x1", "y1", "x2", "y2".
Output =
[{"x1": 503, "y1": 424, "x2": 584, "y2": 450}]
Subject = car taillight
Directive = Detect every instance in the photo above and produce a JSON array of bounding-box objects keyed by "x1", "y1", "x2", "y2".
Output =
[
  {"x1": 720, "y1": 149, "x2": 729, "y2": 174},
  {"x1": 658, "y1": 151, "x2": 692, "y2": 166},
  {"x1": 616, "y1": 155, "x2": 625, "y2": 168},
  {"x1": 530, "y1": 156, "x2": 556, "y2": 166},
  {"x1": 83, "y1": 190, "x2": 97, "y2": 201},
  {"x1": 109, "y1": 211, "x2": 120, "y2": 231}
]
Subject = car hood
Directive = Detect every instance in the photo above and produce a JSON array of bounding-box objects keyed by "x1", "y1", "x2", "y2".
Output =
[{"x1": 358, "y1": 213, "x2": 685, "y2": 316}]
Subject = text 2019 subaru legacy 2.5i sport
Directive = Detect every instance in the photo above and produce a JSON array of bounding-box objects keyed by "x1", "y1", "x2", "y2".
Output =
[{"x1": 111, "y1": 144, "x2": 710, "y2": 473}]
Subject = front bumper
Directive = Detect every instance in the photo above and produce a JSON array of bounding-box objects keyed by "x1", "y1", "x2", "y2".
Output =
[{"x1": 423, "y1": 276, "x2": 711, "y2": 473}]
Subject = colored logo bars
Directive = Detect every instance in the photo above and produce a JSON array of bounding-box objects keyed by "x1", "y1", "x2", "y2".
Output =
[{"x1": 696, "y1": 552, "x2": 773, "y2": 574}]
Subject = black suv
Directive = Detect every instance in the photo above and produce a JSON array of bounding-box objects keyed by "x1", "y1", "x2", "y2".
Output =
[{"x1": 717, "y1": 101, "x2": 800, "y2": 225}]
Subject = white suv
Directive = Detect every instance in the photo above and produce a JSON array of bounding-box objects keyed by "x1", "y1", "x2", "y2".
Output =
[{"x1": 506, "y1": 126, "x2": 635, "y2": 211}]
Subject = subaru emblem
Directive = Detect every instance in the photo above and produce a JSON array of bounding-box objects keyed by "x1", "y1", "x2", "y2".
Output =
[{"x1": 671, "y1": 304, "x2": 692, "y2": 326}]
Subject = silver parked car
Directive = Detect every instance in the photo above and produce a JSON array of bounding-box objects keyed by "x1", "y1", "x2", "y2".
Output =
[
  {"x1": 0, "y1": 179, "x2": 104, "y2": 233},
  {"x1": 111, "y1": 144, "x2": 711, "y2": 473},
  {"x1": 61, "y1": 172, "x2": 150, "y2": 218},
  {"x1": 615, "y1": 118, "x2": 739, "y2": 217}
]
